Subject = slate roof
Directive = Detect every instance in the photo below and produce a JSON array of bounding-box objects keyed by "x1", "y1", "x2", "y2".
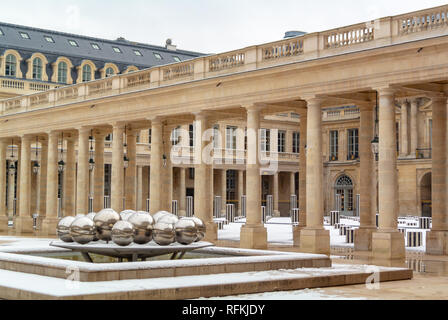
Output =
[{"x1": 0, "y1": 21, "x2": 205, "y2": 73}]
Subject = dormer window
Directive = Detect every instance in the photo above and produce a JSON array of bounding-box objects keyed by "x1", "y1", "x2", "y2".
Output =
[
  {"x1": 153, "y1": 53, "x2": 162, "y2": 60},
  {"x1": 19, "y1": 32, "x2": 30, "y2": 39},
  {"x1": 112, "y1": 47, "x2": 122, "y2": 53},
  {"x1": 0, "y1": 29, "x2": 4, "y2": 36},
  {"x1": 32, "y1": 57, "x2": 43, "y2": 80},
  {"x1": 133, "y1": 49, "x2": 143, "y2": 56},
  {"x1": 68, "y1": 40, "x2": 79, "y2": 47},
  {"x1": 44, "y1": 36, "x2": 55, "y2": 43},
  {"x1": 173, "y1": 56, "x2": 181, "y2": 62},
  {"x1": 91, "y1": 43, "x2": 100, "y2": 50}
]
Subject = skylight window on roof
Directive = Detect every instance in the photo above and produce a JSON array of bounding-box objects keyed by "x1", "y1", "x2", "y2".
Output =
[
  {"x1": 68, "y1": 40, "x2": 79, "y2": 47},
  {"x1": 113, "y1": 47, "x2": 122, "y2": 53},
  {"x1": 19, "y1": 32, "x2": 30, "y2": 39},
  {"x1": 44, "y1": 36, "x2": 55, "y2": 43},
  {"x1": 0, "y1": 29, "x2": 4, "y2": 36},
  {"x1": 153, "y1": 53, "x2": 162, "y2": 60},
  {"x1": 173, "y1": 56, "x2": 181, "y2": 62},
  {"x1": 91, "y1": 43, "x2": 100, "y2": 50},
  {"x1": 133, "y1": 49, "x2": 143, "y2": 56}
]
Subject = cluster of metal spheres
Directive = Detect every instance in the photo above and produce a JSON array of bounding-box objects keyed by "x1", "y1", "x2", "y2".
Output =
[{"x1": 56, "y1": 209, "x2": 206, "y2": 247}]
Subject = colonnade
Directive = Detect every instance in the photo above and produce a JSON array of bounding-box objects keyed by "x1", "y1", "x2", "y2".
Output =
[{"x1": 0, "y1": 90, "x2": 447, "y2": 258}]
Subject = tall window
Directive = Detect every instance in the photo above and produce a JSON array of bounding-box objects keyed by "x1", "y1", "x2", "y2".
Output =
[
  {"x1": 82, "y1": 64, "x2": 92, "y2": 82},
  {"x1": 226, "y1": 126, "x2": 237, "y2": 150},
  {"x1": 261, "y1": 129, "x2": 270, "y2": 152},
  {"x1": 396, "y1": 122, "x2": 400, "y2": 152},
  {"x1": 5, "y1": 54, "x2": 17, "y2": 77},
  {"x1": 244, "y1": 128, "x2": 247, "y2": 151},
  {"x1": 292, "y1": 132, "x2": 300, "y2": 154},
  {"x1": 226, "y1": 170, "x2": 237, "y2": 201},
  {"x1": 105, "y1": 67, "x2": 115, "y2": 77},
  {"x1": 347, "y1": 129, "x2": 359, "y2": 160},
  {"x1": 57, "y1": 62, "x2": 68, "y2": 84},
  {"x1": 171, "y1": 126, "x2": 180, "y2": 146},
  {"x1": 32, "y1": 58, "x2": 43, "y2": 80},
  {"x1": 148, "y1": 129, "x2": 152, "y2": 145},
  {"x1": 278, "y1": 130, "x2": 286, "y2": 153},
  {"x1": 330, "y1": 130, "x2": 339, "y2": 161},
  {"x1": 189, "y1": 124, "x2": 194, "y2": 147}
]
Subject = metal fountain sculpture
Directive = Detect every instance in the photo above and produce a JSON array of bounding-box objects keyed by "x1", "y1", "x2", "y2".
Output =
[{"x1": 53, "y1": 209, "x2": 211, "y2": 263}]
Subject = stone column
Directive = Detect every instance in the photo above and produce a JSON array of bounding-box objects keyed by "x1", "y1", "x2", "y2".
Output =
[
  {"x1": 42, "y1": 132, "x2": 59, "y2": 235},
  {"x1": 93, "y1": 132, "x2": 106, "y2": 212},
  {"x1": 125, "y1": 130, "x2": 137, "y2": 210},
  {"x1": 426, "y1": 96, "x2": 448, "y2": 255},
  {"x1": 273, "y1": 172, "x2": 280, "y2": 217},
  {"x1": 136, "y1": 166, "x2": 143, "y2": 211},
  {"x1": 111, "y1": 124, "x2": 125, "y2": 213},
  {"x1": 179, "y1": 167, "x2": 186, "y2": 215},
  {"x1": 372, "y1": 88, "x2": 405, "y2": 259},
  {"x1": 240, "y1": 105, "x2": 267, "y2": 249},
  {"x1": 400, "y1": 100, "x2": 409, "y2": 157},
  {"x1": 354, "y1": 105, "x2": 377, "y2": 251},
  {"x1": 294, "y1": 108, "x2": 308, "y2": 247},
  {"x1": 299, "y1": 98, "x2": 330, "y2": 254},
  {"x1": 38, "y1": 138, "x2": 48, "y2": 219},
  {"x1": 194, "y1": 112, "x2": 217, "y2": 242},
  {"x1": 221, "y1": 169, "x2": 227, "y2": 215},
  {"x1": 149, "y1": 119, "x2": 163, "y2": 213},
  {"x1": 142, "y1": 166, "x2": 149, "y2": 211},
  {"x1": 15, "y1": 135, "x2": 33, "y2": 234},
  {"x1": 410, "y1": 98, "x2": 419, "y2": 157},
  {"x1": 0, "y1": 139, "x2": 7, "y2": 231},
  {"x1": 7, "y1": 157, "x2": 15, "y2": 220},
  {"x1": 290, "y1": 172, "x2": 296, "y2": 196},
  {"x1": 237, "y1": 170, "x2": 244, "y2": 215},
  {"x1": 64, "y1": 136, "x2": 76, "y2": 216},
  {"x1": 76, "y1": 128, "x2": 90, "y2": 215},
  {"x1": 15, "y1": 141, "x2": 21, "y2": 215}
]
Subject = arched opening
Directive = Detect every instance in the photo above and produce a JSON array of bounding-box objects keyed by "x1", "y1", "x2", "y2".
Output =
[
  {"x1": 334, "y1": 175, "x2": 354, "y2": 216},
  {"x1": 420, "y1": 172, "x2": 432, "y2": 217}
]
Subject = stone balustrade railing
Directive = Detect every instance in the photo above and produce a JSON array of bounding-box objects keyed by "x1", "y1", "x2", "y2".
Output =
[
  {"x1": 1, "y1": 78, "x2": 58, "y2": 92},
  {"x1": 323, "y1": 108, "x2": 360, "y2": 121},
  {"x1": 1, "y1": 5, "x2": 447, "y2": 116}
]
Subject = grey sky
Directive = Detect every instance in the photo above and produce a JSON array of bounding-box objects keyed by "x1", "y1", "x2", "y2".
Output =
[{"x1": 1, "y1": 0, "x2": 447, "y2": 54}]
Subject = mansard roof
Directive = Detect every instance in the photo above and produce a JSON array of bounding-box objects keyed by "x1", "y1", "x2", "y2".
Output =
[{"x1": 0, "y1": 21, "x2": 204, "y2": 70}]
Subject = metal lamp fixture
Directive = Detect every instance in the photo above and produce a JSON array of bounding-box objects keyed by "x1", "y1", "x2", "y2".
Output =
[
  {"x1": 32, "y1": 136, "x2": 40, "y2": 174},
  {"x1": 371, "y1": 92, "x2": 379, "y2": 160},
  {"x1": 58, "y1": 133, "x2": 65, "y2": 173},
  {"x1": 8, "y1": 139, "x2": 16, "y2": 173},
  {"x1": 123, "y1": 125, "x2": 129, "y2": 169}
]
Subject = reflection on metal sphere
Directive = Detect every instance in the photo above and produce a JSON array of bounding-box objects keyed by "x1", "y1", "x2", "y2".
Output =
[
  {"x1": 120, "y1": 210, "x2": 136, "y2": 221},
  {"x1": 57, "y1": 216, "x2": 76, "y2": 243},
  {"x1": 111, "y1": 221, "x2": 135, "y2": 247},
  {"x1": 128, "y1": 212, "x2": 154, "y2": 245},
  {"x1": 153, "y1": 222, "x2": 175, "y2": 246},
  {"x1": 175, "y1": 218, "x2": 198, "y2": 245},
  {"x1": 70, "y1": 217, "x2": 96, "y2": 245},
  {"x1": 86, "y1": 212, "x2": 96, "y2": 221},
  {"x1": 94, "y1": 209, "x2": 121, "y2": 242},
  {"x1": 158, "y1": 214, "x2": 179, "y2": 226},
  {"x1": 137, "y1": 211, "x2": 151, "y2": 215},
  {"x1": 152, "y1": 211, "x2": 171, "y2": 223},
  {"x1": 188, "y1": 217, "x2": 206, "y2": 242}
]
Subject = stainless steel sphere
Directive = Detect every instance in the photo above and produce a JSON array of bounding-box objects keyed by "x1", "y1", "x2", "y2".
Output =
[
  {"x1": 120, "y1": 210, "x2": 136, "y2": 221},
  {"x1": 175, "y1": 218, "x2": 198, "y2": 245},
  {"x1": 152, "y1": 211, "x2": 171, "y2": 223},
  {"x1": 111, "y1": 221, "x2": 135, "y2": 247},
  {"x1": 70, "y1": 217, "x2": 96, "y2": 245},
  {"x1": 188, "y1": 217, "x2": 206, "y2": 242},
  {"x1": 57, "y1": 216, "x2": 76, "y2": 243},
  {"x1": 93, "y1": 209, "x2": 121, "y2": 242},
  {"x1": 152, "y1": 222, "x2": 176, "y2": 246},
  {"x1": 158, "y1": 214, "x2": 179, "y2": 225},
  {"x1": 86, "y1": 212, "x2": 96, "y2": 221},
  {"x1": 128, "y1": 212, "x2": 154, "y2": 245},
  {"x1": 137, "y1": 211, "x2": 151, "y2": 215}
]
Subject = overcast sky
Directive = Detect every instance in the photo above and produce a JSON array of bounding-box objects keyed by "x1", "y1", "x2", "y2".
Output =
[{"x1": 1, "y1": 0, "x2": 447, "y2": 53}]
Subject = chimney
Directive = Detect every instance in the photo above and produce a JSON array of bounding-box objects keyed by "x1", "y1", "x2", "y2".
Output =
[{"x1": 165, "y1": 38, "x2": 177, "y2": 51}]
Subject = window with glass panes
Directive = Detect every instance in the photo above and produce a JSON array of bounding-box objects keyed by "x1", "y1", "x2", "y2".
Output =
[
  {"x1": 278, "y1": 130, "x2": 286, "y2": 153},
  {"x1": 330, "y1": 130, "x2": 339, "y2": 161},
  {"x1": 347, "y1": 129, "x2": 359, "y2": 160},
  {"x1": 261, "y1": 129, "x2": 270, "y2": 152},
  {"x1": 5, "y1": 54, "x2": 16, "y2": 77},
  {"x1": 292, "y1": 132, "x2": 300, "y2": 154},
  {"x1": 148, "y1": 129, "x2": 152, "y2": 145},
  {"x1": 58, "y1": 62, "x2": 68, "y2": 84},
  {"x1": 171, "y1": 126, "x2": 180, "y2": 146},
  {"x1": 32, "y1": 58, "x2": 43, "y2": 80},
  {"x1": 226, "y1": 170, "x2": 237, "y2": 201},
  {"x1": 82, "y1": 64, "x2": 92, "y2": 82},
  {"x1": 244, "y1": 128, "x2": 247, "y2": 150},
  {"x1": 105, "y1": 67, "x2": 115, "y2": 77},
  {"x1": 189, "y1": 124, "x2": 194, "y2": 147},
  {"x1": 226, "y1": 126, "x2": 237, "y2": 150}
]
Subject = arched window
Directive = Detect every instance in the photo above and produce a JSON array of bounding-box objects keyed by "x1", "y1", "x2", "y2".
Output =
[
  {"x1": 105, "y1": 67, "x2": 115, "y2": 77},
  {"x1": 58, "y1": 61, "x2": 68, "y2": 84},
  {"x1": 82, "y1": 64, "x2": 92, "y2": 82},
  {"x1": 32, "y1": 57, "x2": 43, "y2": 80},
  {"x1": 5, "y1": 54, "x2": 17, "y2": 77},
  {"x1": 334, "y1": 175, "x2": 354, "y2": 215}
]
